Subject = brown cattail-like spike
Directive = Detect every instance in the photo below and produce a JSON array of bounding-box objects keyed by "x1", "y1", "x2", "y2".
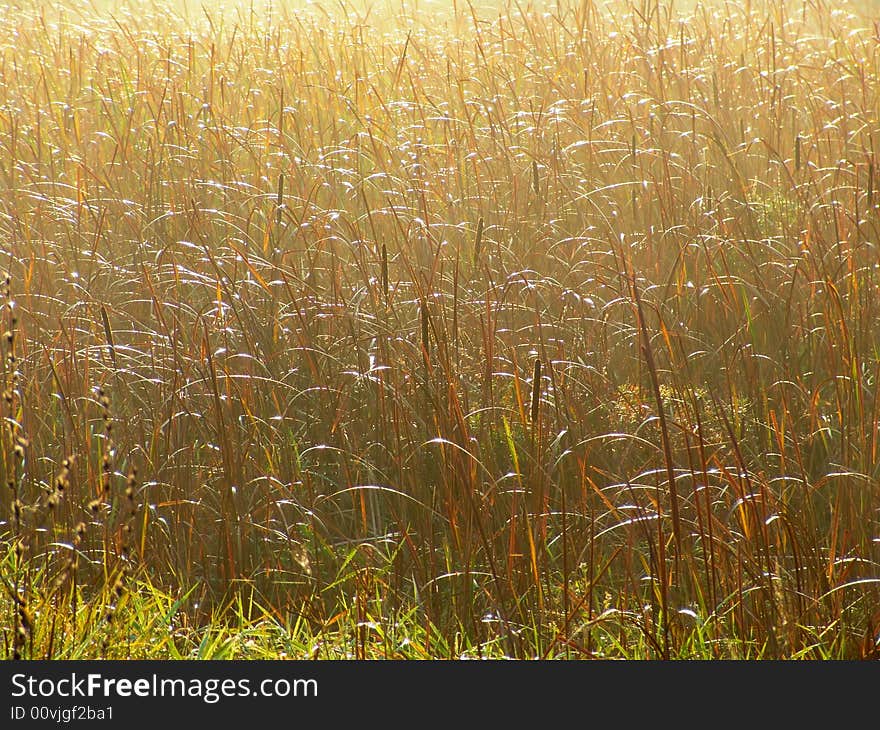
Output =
[
  {"x1": 473, "y1": 216, "x2": 484, "y2": 265},
  {"x1": 100, "y1": 305, "x2": 117, "y2": 369},
  {"x1": 420, "y1": 298, "x2": 430, "y2": 362},
  {"x1": 530, "y1": 358, "x2": 542, "y2": 425}
]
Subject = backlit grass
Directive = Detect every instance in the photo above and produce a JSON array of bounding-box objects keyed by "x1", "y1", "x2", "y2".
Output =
[{"x1": 2, "y1": 0, "x2": 880, "y2": 659}]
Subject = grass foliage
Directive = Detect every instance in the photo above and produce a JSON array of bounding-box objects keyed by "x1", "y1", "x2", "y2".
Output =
[{"x1": 2, "y1": 0, "x2": 880, "y2": 659}]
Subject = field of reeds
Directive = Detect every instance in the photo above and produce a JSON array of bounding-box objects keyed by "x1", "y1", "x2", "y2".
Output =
[{"x1": 2, "y1": 0, "x2": 880, "y2": 659}]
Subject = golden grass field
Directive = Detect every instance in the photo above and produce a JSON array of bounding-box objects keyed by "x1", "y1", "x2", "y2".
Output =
[{"x1": 2, "y1": 0, "x2": 880, "y2": 658}]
